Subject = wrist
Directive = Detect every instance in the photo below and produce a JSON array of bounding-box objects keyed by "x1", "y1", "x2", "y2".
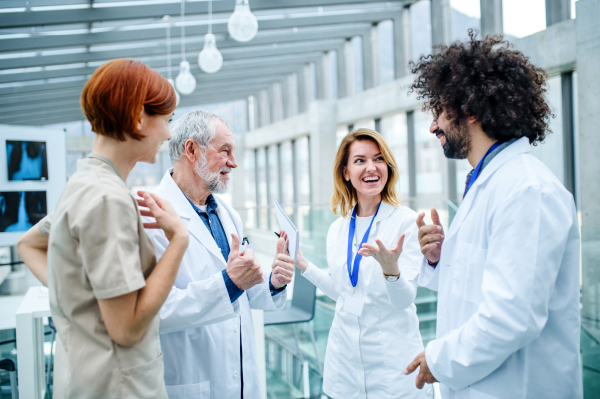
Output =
[{"x1": 381, "y1": 263, "x2": 400, "y2": 275}]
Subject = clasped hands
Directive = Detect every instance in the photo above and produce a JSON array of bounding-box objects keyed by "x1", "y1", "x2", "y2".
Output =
[{"x1": 225, "y1": 231, "x2": 294, "y2": 291}]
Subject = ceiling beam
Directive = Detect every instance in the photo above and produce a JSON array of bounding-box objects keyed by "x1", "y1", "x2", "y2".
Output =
[
  {"x1": 0, "y1": 1, "x2": 409, "y2": 29},
  {"x1": 0, "y1": 9, "x2": 399, "y2": 52},
  {"x1": 0, "y1": 24, "x2": 370, "y2": 70}
]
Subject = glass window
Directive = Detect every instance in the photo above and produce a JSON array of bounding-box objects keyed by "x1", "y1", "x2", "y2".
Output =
[
  {"x1": 380, "y1": 113, "x2": 409, "y2": 200},
  {"x1": 531, "y1": 75, "x2": 565, "y2": 183},
  {"x1": 451, "y1": 0, "x2": 481, "y2": 41},
  {"x1": 411, "y1": 0, "x2": 432, "y2": 61},
  {"x1": 336, "y1": 125, "x2": 348, "y2": 147},
  {"x1": 503, "y1": 0, "x2": 546, "y2": 38},
  {"x1": 267, "y1": 144, "x2": 280, "y2": 230},
  {"x1": 351, "y1": 36, "x2": 364, "y2": 93},
  {"x1": 279, "y1": 141, "x2": 294, "y2": 206},
  {"x1": 243, "y1": 149, "x2": 256, "y2": 229},
  {"x1": 378, "y1": 20, "x2": 395, "y2": 84},
  {"x1": 295, "y1": 137, "x2": 311, "y2": 205},
  {"x1": 256, "y1": 148, "x2": 268, "y2": 229}
]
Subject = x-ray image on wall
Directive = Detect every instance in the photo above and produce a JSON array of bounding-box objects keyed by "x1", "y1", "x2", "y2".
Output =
[
  {"x1": 6, "y1": 140, "x2": 48, "y2": 181},
  {"x1": 0, "y1": 191, "x2": 47, "y2": 233}
]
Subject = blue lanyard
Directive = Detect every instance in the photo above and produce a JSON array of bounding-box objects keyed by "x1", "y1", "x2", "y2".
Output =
[
  {"x1": 347, "y1": 201, "x2": 382, "y2": 288},
  {"x1": 464, "y1": 142, "x2": 503, "y2": 197}
]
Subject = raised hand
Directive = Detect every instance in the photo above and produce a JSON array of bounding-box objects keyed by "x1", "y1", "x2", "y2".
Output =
[
  {"x1": 416, "y1": 209, "x2": 444, "y2": 264},
  {"x1": 358, "y1": 234, "x2": 405, "y2": 275},
  {"x1": 137, "y1": 191, "x2": 188, "y2": 243},
  {"x1": 404, "y1": 351, "x2": 438, "y2": 389},
  {"x1": 226, "y1": 234, "x2": 264, "y2": 291},
  {"x1": 271, "y1": 230, "x2": 295, "y2": 289}
]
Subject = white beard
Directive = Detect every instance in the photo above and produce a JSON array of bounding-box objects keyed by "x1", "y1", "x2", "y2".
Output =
[{"x1": 194, "y1": 151, "x2": 230, "y2": 194}]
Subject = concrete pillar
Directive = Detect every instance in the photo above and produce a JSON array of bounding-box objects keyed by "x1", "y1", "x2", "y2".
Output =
[
  {"x1": 393, "y1": 7, "x2": 412, "y2": 79},
  {"x1": 258, "y1": 89, "x2": 270, "y2": 127},
  {"x1": 281, "y1": 74, "x2": 295, "y2": 119},
  {"x1": 297, "y1": 65, "x2": 311, "y2": 113},
  {"x1": 546, "y1": 0, "x2": 571, "y2": 26},
  {"x1": 344, "y1": 39, "x2": 355, "y2": 97},
  {"x1": 315, "y1": 56, "x2": 326, "y2": 100},
  {"x1": 231, "y1": 134, "x2": 246, "y2": 210},
  {"x1": 321, "y1": 52, "x2": 334, "y2": 100},
  {"x1": 480, "y1": 0, "x2": 503, "y2": 37},
  {"x1": 336, "y1": 43, "x2": 350, "y2": 99},
  {"x1": 431, "y1": 0, "x2": 458, "y2": 205},
  {"x1": 576, "y1": 0, "x2": 600, "y2": 322},
  {"x1": 268, "y1": 82, "x2": 283, "y2": 123},
  {"x1": 365, "y1": 24, "x2": 380, "y2": 89},
  {"x1": 247, "y1": 94, "x2": 258, "y2": 131}
]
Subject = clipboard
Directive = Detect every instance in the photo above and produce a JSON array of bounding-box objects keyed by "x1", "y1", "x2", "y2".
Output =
[{"x1": 274, "y1": 200, "x2": 300, "y2": 262}]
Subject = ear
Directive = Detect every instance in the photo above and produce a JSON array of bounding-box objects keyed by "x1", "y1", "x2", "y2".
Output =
[
  {"x1": 183, "y1": 139, "x2": 198, "y2": 163},
  {"x1": 136, "y1": 108, "x2": 145, "y2": 132},
  {"x1": 467, "y1": 115, "x2": 478, "y2": 124},
  {"x1": 343, "y1": 166, "x2": 349, "y2": 181}
]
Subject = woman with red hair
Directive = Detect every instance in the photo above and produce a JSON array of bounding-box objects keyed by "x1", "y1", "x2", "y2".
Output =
[{"x1": 17, "y1": 59, "x2": 189, "y2": 398}]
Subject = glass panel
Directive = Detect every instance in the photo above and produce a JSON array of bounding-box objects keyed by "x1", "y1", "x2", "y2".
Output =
[
  {"x1": 503, "y1": 0, "x2": 546, "y2": 38},
  {"x1": 243, "y1": 149, "x2": 256, "y2": 229},
  {"x1": 531, "y1": 75, "x2": 565, "y2": 183},
  {"x1": 378, "y1": 20, "x2": 394, "y2": 84},
  {"x1": 380, "y1": 113, "x2": 410, "y2": 200},
  {"x1": 411, "y1": 0, "x2": 432, "y2": 61},
  {"x1": 351, "y1": 36, "x2": 364, "y2": 93},
  {"x1": 310, "y1": 62, "x2": 317, "y2": 101},
  {"x1": 256, "y1": 148, "x2": 268, "y2": 230},
  {"x1": 267, "y1": 145, "x2": 280, "y2": 231},
  {"x1": 451, "y1": 0, "x2": 480, "y2": 41},
  {"x1": 279, "y1": 142, "x2": 294, "y2": 206},
  {"x1": 336, "y1": 125, "x2": 348, "y2": 147},
  {"x1": 295, "y1": 137, "x2": 310, "y2": 205}
]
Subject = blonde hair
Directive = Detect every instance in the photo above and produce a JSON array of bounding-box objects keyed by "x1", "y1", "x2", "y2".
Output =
[{"x1": 331, "y1": 128, "x2": 401, "y2": 217}]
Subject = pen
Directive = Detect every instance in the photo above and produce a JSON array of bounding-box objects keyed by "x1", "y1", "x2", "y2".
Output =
[{"x1": 274, "y1": 232, "x2": 281, "y2": 238}]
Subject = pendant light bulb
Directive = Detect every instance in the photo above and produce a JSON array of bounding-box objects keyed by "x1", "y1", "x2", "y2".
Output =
[
  {"x1": 227, "y1": 0, "x2": 258, "y2": 43},
  {"x1": 167, "y1": 78, "x2": 180, "y2": 106},
  {"x1": 175, "y1": 61, "x2": 196, "y2": 95},
  {"x1": 198, "y1": 33, "x2": 223, "y2": 74}
]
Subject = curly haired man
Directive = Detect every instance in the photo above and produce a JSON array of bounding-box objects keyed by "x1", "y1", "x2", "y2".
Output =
[{"x1": 404, "y1": 31, "x2": 582, "y2": 399}]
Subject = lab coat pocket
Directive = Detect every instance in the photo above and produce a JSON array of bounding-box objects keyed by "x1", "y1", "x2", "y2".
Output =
[
  {"x1": 165, "y1": 381, "x2": 210, "y2": 399},
  {"x1": 118, "y1": 352, "x2": 168, "y2": 398},
  {"x1": 451, "y1": 239, "x2": 487, "y2": 304}
]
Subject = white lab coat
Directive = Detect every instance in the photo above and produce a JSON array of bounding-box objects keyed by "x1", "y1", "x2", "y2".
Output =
[
  {"x1": 418, "y1": 137, "x2": 582, "y2": 398},
  {"x1": 302, "y1": 201, "x2": 433, "y2": 399},
  {"x1": 144, "y1": 170, "x2": 287, "y2": 399}
]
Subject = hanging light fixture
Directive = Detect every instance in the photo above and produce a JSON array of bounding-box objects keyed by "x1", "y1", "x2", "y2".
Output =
[
  {"x1": 175, "y1": 0, "x2": 196, "y2": 95},
  {"x1": 227, "y1": 0, "x2": 258, "y2": 42},
  {"x1": 198, "y1": 0, "x2": 223, "y2": 74},
  {"x1": 163, "y1": 15, "x2": 180, "y2": 106}
]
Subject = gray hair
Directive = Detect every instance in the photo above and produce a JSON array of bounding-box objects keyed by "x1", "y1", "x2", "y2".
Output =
[{"x1": 168, "y1": 109, "x2": 230, "y2": 164}]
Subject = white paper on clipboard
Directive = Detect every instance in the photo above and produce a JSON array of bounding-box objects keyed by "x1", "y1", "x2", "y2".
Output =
[{"x1": 274, "y1": 199, "x2": 300, "y2": 262}]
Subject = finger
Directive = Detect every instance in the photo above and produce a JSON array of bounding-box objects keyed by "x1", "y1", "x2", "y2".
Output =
[
  {"x1": 229, "y1": 234, "x2": 240, "y2": 260},
  {"x1": 404, "y1": 358, "x2": 420, "y2": 375},
  {"x1": 139, "y1": 209, "x2": 154, "y2": 217},
  {"x1": 392, "y1": 233, "x2": 405, "y2": 253},
  {"x1": 273, "y1": 266, "x2": 293, "y2": 278},
  {"x1": 416, "y1": 372, "x2": 425, "y2": 389},
  {"x1": 357, "y1": 249, "x2": 372, "y2": 257},
  {"x1": 416, "y1": 212, "x2": 426, "y2": 229},
  {"x1": 420, "y1": 225, "x2": 443, "y2": 236},
  {"x1": 361, "y1": 243, "x2": 379, "y2": 253},
  {"x1": 375, "y1": 239, "x2": 389, "y2": 253},
  {"x1": 142, "y1": 222, "x2": 160, "y2": 229},
  {"x1": 141, "y1": 192, "x2": 162, "y2": 216},
  {"x1": 276, "y1": 254, "x2": 296, "y2": 265},
  {"x1": 431, "y1": 208, "x2": 442, "y2": 227},
  {"x1": 421, "y1": 243, "x2": 441, "y2": 254},
  {"x1": 420, "y1": 234, "x2": 444, "y2": 245}
]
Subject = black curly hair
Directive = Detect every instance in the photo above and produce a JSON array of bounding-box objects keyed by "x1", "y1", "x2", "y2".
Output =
[{"x1": 409, "y1": 29, "x2": 552, "y2": 145}]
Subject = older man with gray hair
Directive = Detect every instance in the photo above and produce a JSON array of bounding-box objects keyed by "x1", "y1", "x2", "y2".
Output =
[{"x1": 143, "y1": 110, "x2": 295, "y2": 399}]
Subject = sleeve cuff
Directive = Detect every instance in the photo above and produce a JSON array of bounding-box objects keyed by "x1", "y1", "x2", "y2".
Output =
[
  {"x1": 222, "y1": 269, "x2": 244, "y2": 302},
  {"x1": 269, "y1": 272, "x2": 287, "y2": 295}
]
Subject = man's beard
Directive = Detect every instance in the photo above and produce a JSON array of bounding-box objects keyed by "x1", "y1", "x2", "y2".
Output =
[
  {"x1": 194, "y1": 152, "x2": 231, "y2": 194},
  {"x1": 440, "y1": 121, "x2": 471, "y2": 159}
]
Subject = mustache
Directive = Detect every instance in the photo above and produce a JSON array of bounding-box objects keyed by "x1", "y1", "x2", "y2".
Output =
[{"x1": 219, "y1": 166, "x2": 232, "y2": 174}]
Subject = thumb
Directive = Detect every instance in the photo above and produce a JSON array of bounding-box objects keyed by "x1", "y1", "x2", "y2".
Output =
[
  {"x1": 276, "y1": 236, "x2": 286, "y2": 255},
  {"x1": 404, "y1": 357, "x2": 420, "y2": 375},
  {"x1": 229, "y1": 234, "x2": 240, "y2": 261},
  {"x1": 393, "y1": 233, "x2": 405, "y2": 252},
  {"x1": 431, "y1": 208, "x2": 441, "y2": 226}
]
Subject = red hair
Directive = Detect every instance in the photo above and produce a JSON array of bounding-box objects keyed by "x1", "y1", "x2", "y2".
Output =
[{"x1": 81, "y1": 59, "x2": 177, "y2": 141}]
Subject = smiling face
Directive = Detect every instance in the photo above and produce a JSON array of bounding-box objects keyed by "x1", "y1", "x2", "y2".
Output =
[
  {"x1": 343, "y1": 139, "x2": 389, "y2": 201},
  {"x1": 138, "y1": 110, "x2": 173, "y2": 164},
  {"x1": 431, "y1": 110, "x2": 471, "y2": 159},
  {"x1": 194, "y1": 119, "x2": 237, "y2": 193}
]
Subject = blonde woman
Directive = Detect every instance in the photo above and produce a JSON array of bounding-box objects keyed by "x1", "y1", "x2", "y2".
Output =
[{"x1": 296, "y1": 129, "x2": 433, "y2": 399}]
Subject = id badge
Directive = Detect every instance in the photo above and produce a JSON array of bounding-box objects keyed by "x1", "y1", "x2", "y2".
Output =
[{"x1": 343, "y1": 293, "x2": 364, "y2": 318}]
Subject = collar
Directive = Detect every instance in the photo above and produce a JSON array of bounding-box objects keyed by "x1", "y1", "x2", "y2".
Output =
[
  {"x1": 466, "y1": 138, "x2": 518, "y2": 180},
  {"x1": 88, "y1": 153, "x2": 123, "y2": 180},
  {"x1": 186, "y1": 194, "x2": 218, "y2": 214}
]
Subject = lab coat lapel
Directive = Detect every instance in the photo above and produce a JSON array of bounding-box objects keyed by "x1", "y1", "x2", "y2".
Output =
[
  {"x1": 159, "y1": 170, "x2": 227, "y2": 267},
  {"x1": 446, "y1": 137, "x2": 532, "y2": 240},
  {"x1": 214, "y1": 196, "x2": 241, "y2": 251},
  {"x1": 368, "y1": 201, "x2": 395, "y2": 238}
]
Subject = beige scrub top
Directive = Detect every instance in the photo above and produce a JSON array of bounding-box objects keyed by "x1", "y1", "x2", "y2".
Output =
[{"x1": 39, "y1": 155, "x2": 167, "y2": 399}]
